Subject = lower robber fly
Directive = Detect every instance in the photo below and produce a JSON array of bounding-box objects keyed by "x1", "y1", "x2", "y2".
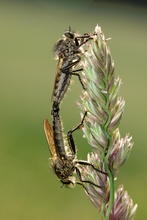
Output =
[
  {"x1": 44, "y1": 111, "x2": 107, "y2": 193},
  {"x1": 52, "y1": 27, "x2": 96, "y2": 113}
]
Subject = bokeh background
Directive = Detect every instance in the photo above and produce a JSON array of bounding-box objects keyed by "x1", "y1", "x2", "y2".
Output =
[{"x1": 0, "y1": 0, "x2": 147, "y2": 219}]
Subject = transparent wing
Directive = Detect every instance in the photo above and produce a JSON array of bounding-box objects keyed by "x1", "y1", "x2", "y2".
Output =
[
  {"x1": 51, "y1": 58, "x2": 63, "y2": 101},
  {"x1": 44, "y1": 118, "x2": 57, "y2": 160}
]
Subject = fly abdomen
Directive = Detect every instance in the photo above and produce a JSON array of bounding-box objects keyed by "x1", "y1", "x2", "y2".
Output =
[
  {"x1": 52, "y1": 70, "x2": 72, "y2": 105},
  {"x1": 53, "y1": 113, "x2": 67, "y2": 159},
  {"x1": 52, "y1": 101, "x2": 59, "y2": 116}
]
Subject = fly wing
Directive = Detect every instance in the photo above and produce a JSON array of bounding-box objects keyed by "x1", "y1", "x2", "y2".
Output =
[
  {"x1": 44, "y1": 119, "x2": 57, "y2": 160},
  {"x1": 51, "y1": 58, "x2": 63, "y2": 102}
]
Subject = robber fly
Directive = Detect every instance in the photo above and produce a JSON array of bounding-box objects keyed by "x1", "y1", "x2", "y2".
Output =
[
  {"x1": 44, "y1": 111, "x2": 107, "y2": 192},
  {"x1": 52, "y1": 27, "x2": 95, "y2": 113}
]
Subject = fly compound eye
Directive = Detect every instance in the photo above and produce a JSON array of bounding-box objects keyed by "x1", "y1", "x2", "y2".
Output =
[{"x1": 64, "y1": 31, "x2": 74, "y2": 39}]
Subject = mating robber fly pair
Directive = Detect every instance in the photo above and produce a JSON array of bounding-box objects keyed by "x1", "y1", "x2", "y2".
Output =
[{"x1": 44, "y1": 27, "x2": 107, "y2": 192}]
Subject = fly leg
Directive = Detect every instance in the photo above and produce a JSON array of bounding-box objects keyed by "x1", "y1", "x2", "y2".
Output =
[
  {"x1": 68, "y1": 111, "x2": 87, "y2": 133},
  {"x1": 67, "y1": 112, "x2": 87, "y2": 155},
  {"x1": 61, "y1": 56, "x2": 86, "y2": 90},
  {"x1": 76, "y1": 33, "x2": 96, "y2": 49},
  {"x1": 69, "y1": 70, "x2": 85, "y2": 90},
  {"x1": 60, "y1": 174, "x2": 91, "y2": 195},
  {"x1": 76, "y1": 160, "x2": 107, "y2": 175},
  {"x1": 75, "y1": 167, "x2": 102, "y2": 190},
  {"x1": 62, "y1": 55, "x2": 81, "y2": 71},
  {"x1": 67, "y1": 112, "x2": 107, "y2": 175}
]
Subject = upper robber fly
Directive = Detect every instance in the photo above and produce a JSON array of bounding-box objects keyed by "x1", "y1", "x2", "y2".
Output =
[{"x1": 52, "y1": 27, "x2": 96, "y2": 113}]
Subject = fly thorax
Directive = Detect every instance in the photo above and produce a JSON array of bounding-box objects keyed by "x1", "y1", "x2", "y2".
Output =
[
  {"x1": 54, "y1": 39, "x2": 65, "y2": 57},
  {"x1": 54, "y1": 158, "x2": 75, "y2": 180}
]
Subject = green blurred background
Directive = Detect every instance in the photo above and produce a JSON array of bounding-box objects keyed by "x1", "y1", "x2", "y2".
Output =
[{"x1": 0, "y1": 0, "x2": 147, "y2": 219}]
